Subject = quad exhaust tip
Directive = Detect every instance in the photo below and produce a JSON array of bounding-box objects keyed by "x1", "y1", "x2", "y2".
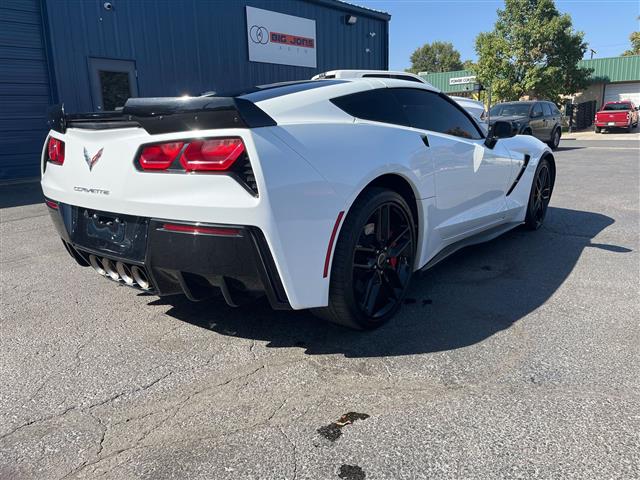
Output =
[
  {"x1": 102, "y1": 258, "x2": 120, "y2": 281},
  {"x1": 116, "y1": 261, "x2": 135, "y2": 286},
  {"x1": 89, "y1": 255, "x2": 107, "y2": 276},
  {"x1": 88, "y1": 254, "x2": 152, "y2": 290},
  {"x1": 131, "y1": 265, "x2": 151, "y2": 290}
]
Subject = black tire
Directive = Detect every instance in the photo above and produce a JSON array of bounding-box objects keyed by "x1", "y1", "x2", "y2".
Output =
[
  {"x1": 524, "y1": 158, "x2": 554, "y2": 230},
  {"x1": 547, "y1": 127, "x2": 560, "y2": 150},
  {"x1": 594, "y1": 126, "x2": 601, "y2": 133},
  {"x1": 314, "y1": 188, "x2": 416, "y2": 330}
]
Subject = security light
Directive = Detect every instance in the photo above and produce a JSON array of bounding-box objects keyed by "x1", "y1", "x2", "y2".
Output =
[{"x1": 346, "y1": 15, "x2": 357, "y2": 25}]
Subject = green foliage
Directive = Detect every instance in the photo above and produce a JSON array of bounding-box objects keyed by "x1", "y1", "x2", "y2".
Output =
[
  {"x1": 474, "y1": 0, "x2": 592, "y2": 102},
  {"x1": 622, "y1": 18, "x2": 640, "y2": 56},
  {"x1": 407, "y1": 41, "x2": 463, "y2": 74}
]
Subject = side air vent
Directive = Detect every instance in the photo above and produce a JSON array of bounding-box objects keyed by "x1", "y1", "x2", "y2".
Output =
[{"x1": 232, "y1": 155, "x2": 259, "y2": 197}]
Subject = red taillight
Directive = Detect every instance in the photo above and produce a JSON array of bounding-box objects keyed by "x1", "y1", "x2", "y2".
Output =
[
  {"x1": 48, "y1": 137, "x2": 65, "y2": 165},
  {"x1": 139, "y1": 142, "x2": 184, "y2": 170},
  {"x1": 180, "y1": 138, "x2": 245, "y2": 171},
  {"x1": 161, "y1": 223, "x2": 241, "y2": 236},
  {"x1": 45, "y1": 199, "x2": 59, "y2": 210}
]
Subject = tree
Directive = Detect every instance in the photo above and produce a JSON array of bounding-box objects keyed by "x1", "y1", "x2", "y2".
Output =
[
  {"x1": 407, "y1": 41, "x2": 463, "y2": 73},
  {"x1": 462, "y1": 60, "x2": 476, "y2": 71},
  {"x1": 622, "y1": 18, "x2": 640, "y2": 56},
  {"x1": 474, "y1": 0, "x2": 591, "y2": 102}
]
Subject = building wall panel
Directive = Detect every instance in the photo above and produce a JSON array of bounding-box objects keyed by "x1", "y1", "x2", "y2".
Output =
[{"x1": 44, "y1": 0, "x2": 389, "y2": 113}]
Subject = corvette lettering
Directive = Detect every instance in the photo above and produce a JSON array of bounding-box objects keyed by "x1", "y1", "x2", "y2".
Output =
[{"x1": 74, "y1": 186, "x2": 110, "y2": 195}]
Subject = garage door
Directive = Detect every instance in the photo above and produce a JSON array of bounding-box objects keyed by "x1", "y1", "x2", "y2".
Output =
[
  {"x1": 0, "y1": 0, "x2": 53, "y2": 180},
  {"x1": 604, "y1": 82, "x2": 640, "y2": 106}
]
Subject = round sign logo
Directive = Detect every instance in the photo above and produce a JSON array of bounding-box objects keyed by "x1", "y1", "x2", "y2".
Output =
[{"x1": 250, "y1": 25, "x2": 269, "y2": 44}]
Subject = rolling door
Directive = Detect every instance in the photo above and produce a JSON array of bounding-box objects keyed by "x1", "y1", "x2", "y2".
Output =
[
  {"x1": 0, "y1": 0, "x2": 53, "y2": 180},
  {"x1": 603, "y1": 82, "x2": 640, "y2": 106}
]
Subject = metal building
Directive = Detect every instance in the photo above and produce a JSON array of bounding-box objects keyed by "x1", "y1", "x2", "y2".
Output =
[{"x1": 0, "y1": 0, "x2": 390, "y2": 181}]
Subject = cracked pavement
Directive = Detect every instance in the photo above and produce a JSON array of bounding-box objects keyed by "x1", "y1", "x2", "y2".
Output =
[{"x1": 1, "y1": 139, "x2": 639, "y2": 479}]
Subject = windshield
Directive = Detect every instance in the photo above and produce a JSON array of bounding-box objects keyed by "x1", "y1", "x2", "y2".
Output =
[
  {"x1": 602, "y1": 103, "x2": 632, "y2": 111},
  {"x1": 490, "y1": 103, "x2": 531, "y2": 117}
]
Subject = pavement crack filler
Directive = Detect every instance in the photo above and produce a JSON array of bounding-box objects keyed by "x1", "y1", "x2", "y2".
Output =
[
  {"x1": 338, "y1": 464, "x2": 366, "y2": 480},
  {"x1": 317, "y1": 412, "x2": 370, "y2": 442},
  {"x1": 279, "y1": 426, "x2": 298, "y2": 480}
]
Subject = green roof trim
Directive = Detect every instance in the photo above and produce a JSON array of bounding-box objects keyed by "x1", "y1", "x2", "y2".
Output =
[
  {"x1": 419, "y1": 55, "x2": 640, "y2": 93},
  {"x1": 418, "y1": 70, "x2": 475, "y2": 93},
  {"x1": 579, "y1": 55, "x2": 640, "y2": 84}
]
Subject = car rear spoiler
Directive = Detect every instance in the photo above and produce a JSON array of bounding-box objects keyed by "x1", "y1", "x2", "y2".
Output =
[{"x1": 47, "y1": 96, "x2": 276, "y2": 135}]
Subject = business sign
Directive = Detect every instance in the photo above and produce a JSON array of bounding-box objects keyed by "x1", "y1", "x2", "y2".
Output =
[
  {"x1": 449, "y1": 76, "x2": 477, "y2": 85},
  {"x1": 246, "y1": 6, "x2": 317, "y2": 68}
]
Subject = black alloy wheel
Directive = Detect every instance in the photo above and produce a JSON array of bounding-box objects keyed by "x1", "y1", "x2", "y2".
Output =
[
  {"x1": 315, "y1": 188, "x2": 416, "y2": 330},
  {"x1": 352, "y1": 201, "x2": 414, "y2": 320},
  {"x1": 525, "y1": 159, "x2": 553, "y2": 230}
]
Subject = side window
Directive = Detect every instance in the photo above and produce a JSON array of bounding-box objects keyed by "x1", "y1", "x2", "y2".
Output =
[
  {"x1": 330, "y1": 89, "x2": 407, "y2": 126},
  {"x1": 391, "y1": 88, "x2": 483, "y2": 139},
  {"x1": 550, "y1": 103, "x2": 561, "y2": 115},
  {"x1": 532, "y1": 103, "x2": 543, "y2": 117},
  {"x1": 542, "y1": 102, "x2": 552, "y2": 116}
]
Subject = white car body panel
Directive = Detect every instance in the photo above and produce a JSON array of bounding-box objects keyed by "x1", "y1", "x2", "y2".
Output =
[{"x1": 41, "y1": 77, "x2": 552, "y2": 310}]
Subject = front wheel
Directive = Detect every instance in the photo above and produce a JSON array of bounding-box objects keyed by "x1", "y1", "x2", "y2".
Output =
[
  {"x1": 524, "y1": 158, "x2": 553, "y2": 230},
  {"x1": 315, "y1": 188, "x2": 416, "y2": 330}
]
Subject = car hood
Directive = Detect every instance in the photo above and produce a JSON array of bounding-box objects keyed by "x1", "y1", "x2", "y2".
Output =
[{"x1": 489, "y1": 115, "x2": 528, "y2": 124}]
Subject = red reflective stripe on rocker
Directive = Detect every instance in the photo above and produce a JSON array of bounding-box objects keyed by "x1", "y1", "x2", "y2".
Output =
[{"x1": 323, "y1": 211, "x2": 345, "y2": 278}]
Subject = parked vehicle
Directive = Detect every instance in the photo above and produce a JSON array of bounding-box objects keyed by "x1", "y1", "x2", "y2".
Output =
[
  {"x1": 450, "y1": 96, "x2": 488, "y2": 134},
  {"x1": 489, "y1": 100, "x2": 563, "y2": 149},
  {"x1": 594, "y1": 101, "x2": 639, "y2": 133},
  {"x1": 41, "y1": 78, "x2": 555, "y2": 330}
]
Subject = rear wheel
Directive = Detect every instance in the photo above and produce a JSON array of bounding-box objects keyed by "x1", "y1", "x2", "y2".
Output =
[
  {"x1": 594, "y1": 126, "x2": 601, "y2": 133},
  {"x1": 547, "y1": 128, "x2": 560, "y2": 149},
  {"x1": 524, "y1": 158, "x2": 553, "y2": 230},
  {"x1": 315, "y1": 188, "x2": 416, "y2": 330}
]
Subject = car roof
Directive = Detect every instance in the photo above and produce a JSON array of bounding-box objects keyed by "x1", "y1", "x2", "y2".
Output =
[{"x1": 313, "y1": 69, "x2": 427, "y2": 82}]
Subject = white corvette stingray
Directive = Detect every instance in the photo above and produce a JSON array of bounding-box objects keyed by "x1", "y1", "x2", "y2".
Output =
[{"x1": 41, "y1": 76, "x2": 555, "y2": 329}]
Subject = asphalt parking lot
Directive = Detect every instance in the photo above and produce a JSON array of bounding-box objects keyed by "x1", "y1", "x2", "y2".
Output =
[{"x1": 1, "y1": 136, "x2": 639, "y2": 479}]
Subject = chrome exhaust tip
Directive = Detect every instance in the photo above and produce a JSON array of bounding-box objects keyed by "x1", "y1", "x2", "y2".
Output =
[
  {"x1": 131, "y1": 266, "x2": 151, "y2": 290},
  {"x1": 89, "y1": 255, "x2": 107, "y2": 276},
  {"x1": 116, "y1": 261, "x2": 135, "y2": 286},
  {"x1": 102, "y1": 258, "x2": 120, "y2": 281}
]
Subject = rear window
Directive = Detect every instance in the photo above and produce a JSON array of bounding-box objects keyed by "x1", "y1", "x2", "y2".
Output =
[
  {"x1": 602, "y1": 103, "x2": 633, "y2": 111},
  {"x1": 330, "y1": 89, "x2": 408, "y2": 126}
]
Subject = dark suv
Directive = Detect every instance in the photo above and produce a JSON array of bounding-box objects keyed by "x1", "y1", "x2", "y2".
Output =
[{"x1": 488, "y1": 101, "x2": 563, "y2": 149}]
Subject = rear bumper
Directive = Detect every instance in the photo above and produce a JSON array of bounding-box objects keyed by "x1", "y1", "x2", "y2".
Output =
[
  {"x1": 47, "y1": 201, "x2": 291, "y2": 309},
  {"x1": 595, "y1": 121, "x2": 630, "y2": 127}
]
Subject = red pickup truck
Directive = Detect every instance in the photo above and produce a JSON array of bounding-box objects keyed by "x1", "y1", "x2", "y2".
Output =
[{"x1": 594, "y1": 101, "x2": 639, "y2": 133}]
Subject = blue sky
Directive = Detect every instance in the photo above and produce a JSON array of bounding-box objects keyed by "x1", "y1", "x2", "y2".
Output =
[{"x1": 357, "y1": 0, "x2": 640, "y2": 71}]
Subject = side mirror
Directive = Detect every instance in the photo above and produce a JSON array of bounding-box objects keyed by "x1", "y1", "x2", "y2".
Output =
[{"x1": 485, "y1": 121, "x2": 515, "y2": 149}]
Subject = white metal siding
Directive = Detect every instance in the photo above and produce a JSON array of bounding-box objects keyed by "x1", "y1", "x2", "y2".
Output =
[{"x1": 603, "y1": 82, "x2": 640, "y2": 106}]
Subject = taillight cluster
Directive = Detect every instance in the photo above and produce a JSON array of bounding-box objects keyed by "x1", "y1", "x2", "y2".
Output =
[
  {"x1": 47, "y1": 137, "x2": 65, "y2": 165},
  {"x1": 136, "y1": 137, "x2": 245, "y2": 172}
]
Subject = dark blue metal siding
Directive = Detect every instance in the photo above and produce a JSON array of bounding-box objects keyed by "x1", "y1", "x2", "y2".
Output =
[
  {"x1": 44, "y1": 0, "x2": 389, "y2": 113},
  {"x1": 0, "y1": 0, "x2": 53, "y2": 180}
]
